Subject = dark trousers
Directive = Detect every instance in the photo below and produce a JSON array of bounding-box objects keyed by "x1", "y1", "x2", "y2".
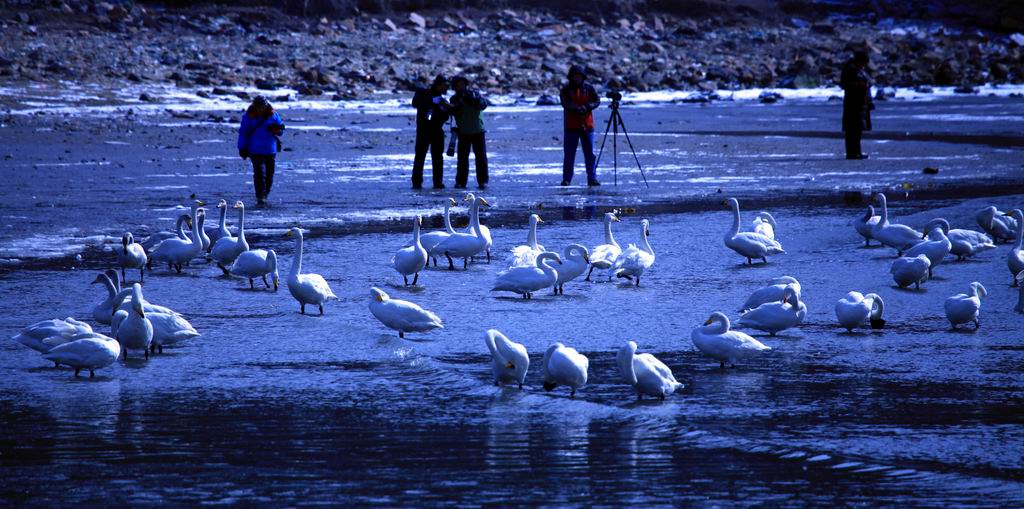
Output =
[
  {"x1": 413, "y1": 128, "x2": 445, "y2": 188},
  {"x1": 250, "y1": 154, "x2": 276, "y2": 199},
  {"x1": 562, "y1": 129, "x2": 597, "y2": 183},
  {"x1": 456, "y1": 132, "x2": 488, "y2": 187},
  {"x1": 845, "y1": 129, "x2": 863, "y2": 158}
]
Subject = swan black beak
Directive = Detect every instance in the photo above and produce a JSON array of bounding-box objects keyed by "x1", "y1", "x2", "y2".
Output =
[
  {"x1": 704, "y1": 319, "x2": 713, "y2": 325},
  {"x1": 506, "y1": 361, "x2": 515, "y2": 369}
]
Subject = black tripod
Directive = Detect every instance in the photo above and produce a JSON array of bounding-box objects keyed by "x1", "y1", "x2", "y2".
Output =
[{"x1": 594, "y1": 99, "x2": 649, "y2": 187}]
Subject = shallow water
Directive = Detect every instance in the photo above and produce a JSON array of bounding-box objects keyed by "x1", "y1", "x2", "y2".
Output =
[{"x1": 2, "y1": 196, "x2": 1023, "y2": 505}]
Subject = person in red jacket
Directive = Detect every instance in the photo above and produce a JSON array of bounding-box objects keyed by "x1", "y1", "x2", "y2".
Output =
[{"x1": 559, "y1": 65, "x2": 601, "y2": 186}]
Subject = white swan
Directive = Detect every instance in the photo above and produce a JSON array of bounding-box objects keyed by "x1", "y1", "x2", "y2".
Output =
[
  {"x1": 617, "y1": 341, "x2": 682, "y2": 400},
  {"x1": 113, "y1": 307, "x2": 198, "y2": 354},
  {"x1": 854, "y1": 205, "x2": 881, "y2": 247},
  {"x1": 752, "y1": 211, "x2": 778, "y2": 240},
  {"x1": 834, "y1": 291, "x2": 885, "y2": 332},
  {"x1": 1015, "y1": 271, "x2": 1024, "y2": 313},
  {"x1": 368, "y1": 287, "x2": 443, "y2": 338},
  {"x1": 890, "y1": 254, "x2": 930, "y2": 289},
  {"x1": 724, "y1": 198, "x2": 784, "y2": 264},
  {"x1": 113, "y1": 284, "x2": 154, "y2": 359},
  {"x1": 116, "y1": 232, "x2": 147, "y2": 282},
  {"x1": 109, "y1": 283, "x2": 180, "y2": 318},
  {"x1": 212, "y1": 201, "x2": 249, "y2": 274},
  {"x1": 541, "y1": 343, "x2": 589, "y2": 397},
  {"x1": 905, "y1": 222, "x2": 951, "y2": 276},
  {"x1": 610, "y1": 219, "x2": 655, "y2": 285},
  {"x1": 691, "y1": 312, "x2": 771, "y2": 368},
  {"x1": 140, "y1": 213, "x2": 192, "y2": 252},
  {"x1": 587, "y1": 211, "x2": 621, "y2": 281},
  {"x1": 484, "y1": 329, "x2": 529, "y2": 389},
  {"x1": 976, "y1": 206, "x2": 1018, "y2": 243},
  {"x1": 91, "y1": 272, "x2": 121, "y2": 324},
  {"x1": 196, "y1": 208, "x2": 212, "y2": 252},
  {"x1": 42, "y1": 332, "x2": 120, "y2": 377},
  {"x1": 286, "y1": 227, "x2": 337, "y2": 315},
  {"x1": 945, "y1": 282, "x2": 987, "y2": 329},
  {"x1": 922, "y1": 218, "x2": 994, "y2": 261},
  {"x1": 506, "y1": 214, "x2": 546, "y2": 267},
  {"x1": 464, "y1": 193, "x2": 493, "y2": 262},
  {"x1": 737, "y1": 283, "x2": 806, "y2": 336},
  {"x1": 230, "y1": 249, "x2": 280, "y2": 290},
  {"x1": 493, "y1": 252, "x2": 562, "y2": 299},
  {"x1": 149, "y1": 201, "x2": 204, "y2": 273},
  {"x1": 740, "y1": 276, "x2": 802, "y2": 312},
  {"x1": 871, "y1": 193, "x2": 923, "y2": 255},
  {"x1": 392, "y1": 215, "x2": 428, "y2": 286},
  {"x1": 1007, "y1": 210, "x2": 1024, "y2": 286},
  {"x1": 554, "y1": 244, "x2": 589, "y2": 295},
  {"x1": 434, "y1": 195, "x2": 489, "y2": 270},
  {"x1": 206, "y1": 199, "x2": 233, "y2": 245},
  {"x1": 11, "y1": 317, "x2": 93, "y2": 358},
  {"x1": 421, "y1": 198, "x2": 458, "y2": 267}
]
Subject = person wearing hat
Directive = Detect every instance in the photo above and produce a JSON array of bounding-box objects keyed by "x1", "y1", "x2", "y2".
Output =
[
  {"x1": 839, "y1": 51, "x2": 874, "y2": 160},
  {"x1": 411, "y1": 75, "x2": 452, "y2": 189},
  {"x1": 449, "y1": 76, "x2": 489, "y2": 190},
  {"x1": 559, "y1": 65, "x2": 601, "y2": 186},
  {"x1": 237, "y1": 96, "x2": 285, "y2": 206}
]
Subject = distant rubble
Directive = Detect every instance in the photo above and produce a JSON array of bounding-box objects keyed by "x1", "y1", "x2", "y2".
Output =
[{"x1": 0, "y1": 0, "x2": 1022, "y2": 102}]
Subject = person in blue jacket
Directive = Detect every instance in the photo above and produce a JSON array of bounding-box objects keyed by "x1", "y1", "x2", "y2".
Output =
[{"x1": 237, "y1": 96, "x2": 285, "y2": 206}]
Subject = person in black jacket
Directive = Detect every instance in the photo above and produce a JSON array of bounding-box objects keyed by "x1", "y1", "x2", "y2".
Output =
[
  {"x1": 411, "y1": 75, "x2": 451, "y2": 189},
  {"x1": 839, "y1": 51, "x2": 874, "y2": 160}
]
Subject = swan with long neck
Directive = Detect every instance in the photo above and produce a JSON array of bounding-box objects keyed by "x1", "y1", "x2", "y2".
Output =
[
  {"x1": 117, "y1": 232, "x2": 147, "y2": 283},
  {"x1": 870, "y1": 193, "x2": 923, "y2": 255},
  {"x1": 616, "y1": 341, "x2": 682, "y2": 400},
  {"x1": 492, "y1": 252, "x2": 563, "y2": 299},
  {"x1": 587, "y1": 212, "x2": 622, "y2": 281},
  {"x1": 854, "y1": 205, "x2": 881, "y2": 247},
  {"x1": 541, "y1": 343, "x2": 589, "y2": 398},
  {"x1": 890, "y1": 254, "x2": 930, "y2": 289},
  {"x1": 196, "y1": 209, "x2": 212, "y2": 252},
  {"x1": 484, "y1": 329, "x2": 529, "y2": 389},
  {"x1": 113, "y1": 284, "x2": 154, "y2": 359},
  {"x1": 609, "y1": 219, "x2": 655, "y2": 285},
  {"x1": 92, "y1": 272, "x2": 120, "y2": 324},
  {"x1": 921, "y1": 218, "x2": 994, "y2": 261},
  {"x1": 976, "y1": 206, "x2": 1018, "y2": 243},
  {"x1": 1007, "y1": 210, "x2": 1024, "y2": 286},
  {"x1": 463, "y1": 193, "x2": 493, "y2": 262},
  {"x1": 205, "y1": 199, "x2": 233, "y2": 245},
  {"x1": 691, "y1": 312, "x2": 771, "y2": 368},
  {"x1": 945, "y1": 282, "x2": 987, "y2": 329},
  {"x1": 392, "y1": 215, "x2": 428, "y2": 286},
  {"x1": 421, "y1": 198, "x2": 458, "y2": 267},
  {"x1": 230, "y1": 249, "x2": 279, "y2": 290},
  {"x1": 211, "y1": 201, "x2": 249, "y2": 274},
  {"x1": 434, "y1": 195, "x2": 489, "y2": 270},
  {"x1": 554, "y1": 244, "x2": 590, "y2": 295},
  {"x1": 905, "y1": 222, "x2": 951, "y2": 276},
  {"x1": 835, "y1": 292, "x2": 885, "y2": 332},
  {"x1": 149, "y1": 200, "x2": 205, "y2": 273},
  {"x1": 286, "y1": 227, "x2": 337, "y2": 315},
  {"x1": 737, "y1": 284, "x2": 806, "y2": 336},
  {"x1": 368, "y1": 287, "x2": 443, "y2": 338},
  {"x1": 506, "y1": 214, "x2": 547, "y2": 268},
  {"x1": 752, "y1": 211, "x2": 778, "y2": 240},
  {"x1": 723, "y1": 198, "x2": 784, "y2": 264},
  {"x1": 140, "y1": 213, "x2": 193, "y2": 252}
]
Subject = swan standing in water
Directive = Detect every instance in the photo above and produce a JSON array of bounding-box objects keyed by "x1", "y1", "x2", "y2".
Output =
[
  {"x1": 587, "y1": 212, "x2": 621, "y2": 281},
  {"x1": 421, "y1": 198, "x2": 458, "y2": 267},
  {"x1": 834, "y1": 292, "x2": 885, "y2": 332},
  {"x1": 854, "y1": 205, "x2": 881, "y2": 246},
  {"x1": 871, "y1": 193, "x2": 923, "y2": 255},
  {"x1": 691, "y1": 312, "x2": 771, "y2": 368},
  {"x1": 945, "y1": 282, "x2": 987, "y2": 329},
  {"x1": 116, "y1": 232, "x2": 147, "y2": 283},
  {"x1": 11, "y1": 317, "x2": 93, "y2": 359},
  {"x1": 492, "y1": 252, "x2": 562, "y2": 299},
  {"x1": 752, "y1": 211, "x2": 778, "y2": 240},
  {"x1": 42, "y1": 332, "x2": 121, "y2": 377},
  {"x1": 1006, "y1": 210, "x2": 1024, "y2": 285},
  {"x1": 196, "y1": 209, "x2": 212, "y2": 253},
  {"x1": 541, "y1": 343, "x2": 589, "y2": 398},
  {"x1": 740, "y1": 276, "x2": 802, "y2": 312},
  {"x1": 737, "y1": 284, "x2": 806, "y2": 336},
  {"x1": 113, "y1": 284, "x2": 154, "y2": 359},
  {"x1": 112, "y1": 305, "x2": 198, "y2": 354},
  {"x1": 976, "y1": 206, "x2": 1018, "y2": 243},
  {"x1": 392, "y1": 216, "x2": 428, "y2": 286},
  {"x1": 211, "y1": 201, "x2": 249, "y2": 274},
  {"x1": 905, "y1": 222, "x2": 952, "y2": 276},
  {"x1": 463, "y1": 192, "x2": 492, "y2": 262},
  {"x1": 205, "y1": 199, "x2": 233, "y2": 245},
  {"x1": 368, "y1": 287, "x2": 443, "y2": 338},
  {"x1": 140, "y1": 213, "x2": 192, "y2": 252},
  {"x1": 91, "y1": 272, "x2": 121, "y2": 324},
  {"x1": 554, "y1": 245, "x2": 589, "y2": 295},
  {"x1": 230, "y1": 249, "x2": 280, "y2": 290},
  {"x1": 610, "y1": 219, "x2": 655, "y2": 285},
  {"x1": 921, "y1": 218, "x2": 994, "y2": 261},
  {"x1": 616, "y1": 341, "x2": 682, "y2": 400},
  {"x1": 149, "y1": 201, "x2": 204, "y2": 273},
  {"x1": 434, "y1": 195, "x2": 489, "y2": 270},
  {"x1": 723, "y1": 198, "x2": 784, "y2": 264},
  {"x1": 506, "y1": 214, "x2": 546, "y2": 268},
  {"x1": 891, "y1": 254, "x2": 931, "y2": 289},
  {"x1": 286, "y1": 227, "x2": 337, "y2": 315},
  {"x1": 484, "y1": 329, "x2": 529, "y2": 389}
]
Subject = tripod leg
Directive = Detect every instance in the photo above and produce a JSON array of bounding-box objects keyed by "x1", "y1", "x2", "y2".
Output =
[
  {"x1": 613, "y1": 112, "x2": 618, "y2": 186},
  {"x1": 616, "y1": 114, "x2": 650, "y2": 188},
  {"x1": 593, "y1": 113, "x2": 616, "y2": 174}
]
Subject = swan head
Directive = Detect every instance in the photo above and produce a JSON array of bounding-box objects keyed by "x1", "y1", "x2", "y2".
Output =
[
  {"x1": 704, "y1": 312, "x2": 731, "y2": 331},
  {"x1": 1005, "y1": 209, "x2": 1024, "y2": 221},
  {"x1": 922, "y1": 218, "x2": 950, "y2": 237},
  {"x1": 233, "y1": 201, "x2": 245, "y2": 210},
  {"x1": 183, "y1": 215, "x2": 194, "y2": 229},
  {"x1": 130, "y1": 284, "x2": 145, "y2": 317},
  {"x1": 642, "y1": 219, "x2": 651, "y2": 236},
  {"x1": 529, "y1": 214, "x2": 543, "y2": 226},
  {"x1": 285, "y1": 227, "x2": 302, "y2": 239},
  {"x1": 771, "y1": 276, "x2": 799, "y2": 286},
  {"x1": 447, "y1": 197, "x2": 457, "y2": 207},
  {"x1": 105, "y1": 268, "x2": 120, "y2": 285},
  {"x1": 537, "y1": 252, "x2": 563, "y2": 266},
  {"x1": 862, "y1": 205, "x2": 876, "y2": 219},
  {"x1": 121, "y1": 232, "x2": 132, "y2": 251},
  {"x1": 604, "y1": 212, "x2": 621, "y2": 223},
  {"x1": 782, "y1": 284, "x2": 800, "y2": 305},
  {"x1": 872, "y1": 192, "x2": 887, "y2": 206},
  {"x1": 616, "y1": 340, "x2": 639, "y2": 385},
  {"x1": 564, "y1": 244, "x2": 590, "y2": 263},
  {"x1": 91, "y1": 273, "x2": 109, "y2": 285},
  {"x1": 970, "y1": 281, "x2": 987, "y2": 299},
  {"x1": 757, "y1": 212, "x2": 777, "y2": 228},
  {"x1": 267, "y1": 250, "x2": 279, "y2": 290},
  {"x1": 722, "y1": 198, "x2": 739, "y2": 210},
  {"x1": 217, "y1": 199, "x2": 227, "y2": 209},
  {"x1": 370, "y1": 287, "x2": 389, "y2": 303}
]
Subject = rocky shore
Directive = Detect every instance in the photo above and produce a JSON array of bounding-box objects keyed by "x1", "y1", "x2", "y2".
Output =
[{"x1": 1, "y1": 1, "x2": 1024, "y2": 102}]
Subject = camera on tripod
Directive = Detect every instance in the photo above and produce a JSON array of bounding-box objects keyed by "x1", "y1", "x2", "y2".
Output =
[{"x1": 606, "y1": 90, "x2": 622, "y2": 108}]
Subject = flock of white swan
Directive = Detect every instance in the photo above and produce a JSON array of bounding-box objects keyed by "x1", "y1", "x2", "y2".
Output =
[{"x1": 10, "y1": 191, "x2": 1024, "y2": 400}]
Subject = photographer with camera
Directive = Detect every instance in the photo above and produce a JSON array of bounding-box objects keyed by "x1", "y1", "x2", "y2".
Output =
[
  {"x1": 237, "y1": 96, "x2": 285, "y2": 206},
  {"x1": 411, "y1": 75, "x2": 452, "y2": 190},
  {"x1": 449, "y1": 76, "x2": 489, "y2": 190},
  {"x1": 559, "y1": 65, "x2": 601, "y2": 187}
]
